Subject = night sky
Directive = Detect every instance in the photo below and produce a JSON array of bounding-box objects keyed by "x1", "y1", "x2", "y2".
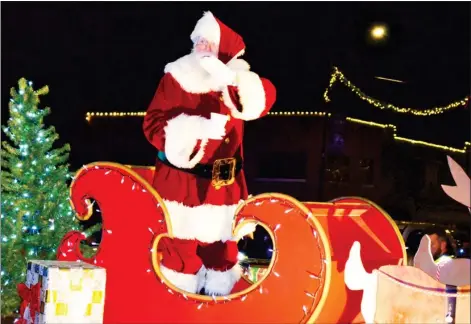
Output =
[{"x1": 2, "y1": 2, "x2": 470, "y2": 168}]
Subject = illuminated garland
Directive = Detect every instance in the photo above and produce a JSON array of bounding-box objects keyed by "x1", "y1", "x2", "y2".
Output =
[
  {"x1": 84, "y1": 111, "x2": 469, "y2": 154},
  {"x1": 84, "y1": 111, "x2": 329, "y2": 122},
  {"x1": 324, "y1": 66, "x2": 470, "y2": 116}
]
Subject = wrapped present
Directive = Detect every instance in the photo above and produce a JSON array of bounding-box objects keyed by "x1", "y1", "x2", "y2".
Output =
[{"x1": 17, "y1": 260, "x2": 106, "y2": 324}]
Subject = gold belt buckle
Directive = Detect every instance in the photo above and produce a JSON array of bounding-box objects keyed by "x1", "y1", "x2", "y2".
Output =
[{"x1": 212, "y1": 158, "x2": 237, "y2": 190}]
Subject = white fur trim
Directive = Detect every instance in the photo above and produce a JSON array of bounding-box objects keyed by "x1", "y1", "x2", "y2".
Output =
[
  {"x1": 190, "y1": 12, "x2": 220, "y2": 46},
  {"x1": 165, "y1": 54, "x2": 227, "y2": 94},
  {"x1": 164, "y1": 114, "x2": 208, "y2": 169},
  {"x1": 227, "y1": 58, "x2": 250, "y2": 72},
  {"x1": 234, "y1": 49, "x2": 245, "y2": 59},
  {"x1": 199, "y1": 56, "x2": 236, "y2": 86},
  {"x1": 203, "y1": 263, "x2": 243, "y2": 296},
  {"x1": 163, "y1": 200, "x2": 240, "y2": 243},
  {"x1": 160, "y1": 264, "x2": 203, "y2": 294},
  {"x1": 225, "y1": 71, "x2": 266, "y2": 121},
  {"x1": 196, "y1": 266, "x2": 207, "y2": 294}
]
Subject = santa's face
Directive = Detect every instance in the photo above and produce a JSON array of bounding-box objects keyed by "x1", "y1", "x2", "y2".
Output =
[{"x1": 194, "y1": 37, "x2": 218, "y2": 56}]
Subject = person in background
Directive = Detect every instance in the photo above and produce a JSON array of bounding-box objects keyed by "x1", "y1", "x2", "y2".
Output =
[{"x1": 425, "y1": 226, "x2": 456, "y2": 264}]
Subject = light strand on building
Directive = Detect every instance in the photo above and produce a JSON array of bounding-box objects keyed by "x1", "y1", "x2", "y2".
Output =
[
  {"x1": 84, "y1": 111, "x2": 469, "y2": 154},
  {"x1": 323, "y1": 66, "x2": 470, "y2": 116}
]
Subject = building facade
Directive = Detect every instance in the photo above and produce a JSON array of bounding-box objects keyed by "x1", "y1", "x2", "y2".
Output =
[
  {"x1": 243, "y1": 114, "x2": 470, "y2": 225},
  {"x1": 85, "y1": 112, "x2": 470, "y2": 225}
]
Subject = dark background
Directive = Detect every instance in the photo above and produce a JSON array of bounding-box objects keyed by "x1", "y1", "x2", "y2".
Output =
[{"x1": 2, "y1": 1, "x2": 470, "y2": 170}]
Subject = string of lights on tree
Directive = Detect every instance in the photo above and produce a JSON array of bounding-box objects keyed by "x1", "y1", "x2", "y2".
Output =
[
  {"x1": 323, "y1": 66, "x2": 470, "y2": 116},
  {"x1": 84, "y1": 111, "x2": 470, "y2": 154},
  {"x1": 0, "y1": 78, "x2": 94, "y2": 316}
]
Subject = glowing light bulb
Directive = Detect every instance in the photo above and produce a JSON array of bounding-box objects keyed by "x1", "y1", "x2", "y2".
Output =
[
  {"x1": 368, "y1": 23, "x2": 389, "y2": 42},
  {"x1": 372, "y1": 27, "x2": 385, "y2": 38}
]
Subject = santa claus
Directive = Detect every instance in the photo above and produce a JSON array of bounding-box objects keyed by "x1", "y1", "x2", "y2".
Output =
[{"x1": 143, "y1": 11, "x2": 276, "y2": 296}]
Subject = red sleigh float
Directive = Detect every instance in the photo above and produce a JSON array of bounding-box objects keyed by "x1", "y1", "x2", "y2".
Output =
[{"x1": 57, "y1": 162, "x2": 406, "y2": 323}]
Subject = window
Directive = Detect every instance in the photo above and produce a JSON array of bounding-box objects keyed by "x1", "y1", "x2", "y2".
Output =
[
  {"x1": 359, "y1": 158, "x2": 374, "y2": 185},
  {"x1": 257, "y1": 152, "x2": 307, "y2": 179},
  {"x1": 325, "y1": 155, "x2": 350, "y2": 183},
  {"x1": 332, "y1": 132, "x2": 345, "y2": 146},
  {"x1": 327, "y1": 132, "x2": 345, "y2": 155}
]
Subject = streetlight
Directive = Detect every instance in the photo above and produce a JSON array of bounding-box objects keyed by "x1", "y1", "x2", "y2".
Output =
[{"x1": 369, "y1": 23, "x2": 388, "y2": 42}]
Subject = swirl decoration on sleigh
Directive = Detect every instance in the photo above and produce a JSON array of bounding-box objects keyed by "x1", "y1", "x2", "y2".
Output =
[{"x1": 57, "y1": 161, "x2": 407, "y2": 323}]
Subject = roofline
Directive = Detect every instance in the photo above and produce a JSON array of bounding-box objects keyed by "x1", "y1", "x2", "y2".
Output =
[{"x1": 84, "y1": 111, "x2": 470, "y2": 154}]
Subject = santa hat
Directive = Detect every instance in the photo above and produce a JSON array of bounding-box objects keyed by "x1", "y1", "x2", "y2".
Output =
[{"x1": 191, "y1": 11, "x2": 246, "y2": 64}]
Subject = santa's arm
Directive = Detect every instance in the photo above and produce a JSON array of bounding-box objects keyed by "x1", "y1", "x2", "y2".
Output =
[
  {"x1": 225, "y1": 72, "x2": 276, "y2": 121},
  {"x1": 200, "y1": 57, "x2": 276, "y2": 121},
  {"x1": 143, "y1": 74, "x2": 223, "y2": 169}
]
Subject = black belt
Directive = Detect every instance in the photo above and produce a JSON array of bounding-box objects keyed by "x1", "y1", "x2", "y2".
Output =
[{"x1": 156, "y1": 150, "x2": 243, "y2": 181}]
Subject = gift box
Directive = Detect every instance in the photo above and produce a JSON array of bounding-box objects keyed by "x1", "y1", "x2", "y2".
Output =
[{"x1": 17, "y1": 260, "x2": 106, "y2": 324}]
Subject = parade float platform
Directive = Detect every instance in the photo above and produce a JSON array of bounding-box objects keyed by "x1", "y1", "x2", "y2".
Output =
[{"x1": 56, "y1": 162, "x2": 409, "y2": 323}]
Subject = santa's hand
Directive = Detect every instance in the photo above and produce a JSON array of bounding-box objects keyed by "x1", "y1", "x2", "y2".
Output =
[
  {"x1": 200, "y1": 113, "x2": 228, "y2": 140},
  {"x1": 199, "y1": 56, "x2": 237, "y2": 86}
]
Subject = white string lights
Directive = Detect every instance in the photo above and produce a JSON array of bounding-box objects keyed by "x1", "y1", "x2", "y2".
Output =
[
  {"x1": 324, "y1": 66, "x2": 470, "y2": 116},
  {"x1": 84, "y1": 111, "x2": 469, "y2": 154},
  {"x1": 64, "y1": 164, "x2": 169, "y2": 268},
  {"x1": 67, "y1": 164, "x2": 328, "y2": 319},
  {"x1": 232, "y1": 195, "x2": 327, "y2": 318}
]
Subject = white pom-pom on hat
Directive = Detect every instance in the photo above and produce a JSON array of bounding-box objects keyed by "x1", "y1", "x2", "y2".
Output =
[{"x1": 190, "y1": 11, "x2": 221, "y2": 46}]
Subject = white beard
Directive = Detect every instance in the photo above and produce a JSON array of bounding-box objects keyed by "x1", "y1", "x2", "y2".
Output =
[{"x1": 164, "y1": 51, "x2": 251, "y2": 94}]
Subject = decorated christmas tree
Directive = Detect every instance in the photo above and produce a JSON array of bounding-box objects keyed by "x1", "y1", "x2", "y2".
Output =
[{"x1": 1, "y1": 78, "x2": 83, "y2": 315}]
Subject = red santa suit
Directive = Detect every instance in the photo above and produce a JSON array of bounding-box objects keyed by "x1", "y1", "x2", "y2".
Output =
[{"x1": 143, "y1": 11, "x2": 276, "y2": 296}]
